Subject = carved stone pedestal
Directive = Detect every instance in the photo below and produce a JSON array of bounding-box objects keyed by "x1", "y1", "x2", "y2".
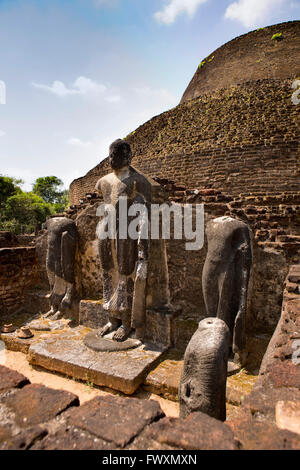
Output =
[{"x1": 79, "y1": 299, "x2": 177, "y2": 348}]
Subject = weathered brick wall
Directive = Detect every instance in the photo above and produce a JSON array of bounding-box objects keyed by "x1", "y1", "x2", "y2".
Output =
[
  {"x1": 228, "y1": 265, "x2": 300, "y2": 449},
  {"x1": 0, "y1": 232, "x2": 19, "y2": 248},
  {"x1": 63, "y1": 194, "x2": 297, "y2": 349},
  {"x1": 0, "y1": 247, "x2": 38, "y2": 314},
  {"x1": 69, "y1": 79, "x2": 299, "y2": 206},
  {"x1": 69, "y1": 159, "x2": 111, "y2": 207},
  {"x1": 66, "y1": 28, "x2": 300, "y2": 350},
  {"x1": 181, "y1": 21, "x2": 300, "y2": 103}
]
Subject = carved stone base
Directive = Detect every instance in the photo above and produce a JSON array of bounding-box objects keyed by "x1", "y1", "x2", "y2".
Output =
[
  {"x1": 28, "y1": 331, "x2": 167, "y2": 395},
  {"x1": 83, "y1": 331, "x2": 142, "y2": 352}
]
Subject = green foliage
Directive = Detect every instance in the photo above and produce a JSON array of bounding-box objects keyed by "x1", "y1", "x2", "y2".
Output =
[
  {"x1": 4, "y1": 192, "x2": 54, "y2": 226},
  {"x1": 0, "y1": 175, "x2": 23, "y2": 205},
  {"x1": 52, "y1": 189, "x2": 70, "y2": 213},
  {"x1": 32, "y1": 176, "x2": 64, "y2": 204},
  {"x1": 86, "y1": 381, "x2": 94, "y2": 389},
  {"x1": 0, "y1": 174, "x2": 68, "y2": 234},
  {"x1": 272, "y1": 33, "x2": 283, "y2": 41},
  {"x1": 198, "y1": 55, "x2": 214, "y2": 70},
  {"x1": 125, "y1": 130, "x2": 136, "y2": 139},
  {"x1": 0, "y1": 218, "x2": 25, "y2": 234}
]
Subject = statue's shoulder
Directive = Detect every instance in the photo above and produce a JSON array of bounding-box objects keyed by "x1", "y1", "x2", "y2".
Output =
[
  {"x1": 130, "y1": 166, "x2": 153, "y2": 187},
  {"x1": 95, "y1": 173, "x2": 113, "y2": 191}
]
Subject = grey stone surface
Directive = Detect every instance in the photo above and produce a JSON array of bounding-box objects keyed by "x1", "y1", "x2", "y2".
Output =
[
  {"x1": 91, "y1": 139, "x2": 171, "y2": 345},
  {"x1": 26, "y1": 318, "x2": 68, "y2": 332},
  {"x1": 44, "y1": 216, "x2": 77, "y2": 320},
  {"x1": 179, "y1": 317, "x2": 230, "y2": 421},
  {"x1": 94, "y1": 139, "x2": 151, "y2": 343},
  {"x1": 83, "y1": 331, "x2": 141, "y2": 352},
  {"x1": 80, "y1": 300, "x2": 176, "y2": 347},
  {"x1": 202, "y1": 216, "x2": 252, "y2": 355},
  {"x1": 28, "y1": 331, "x2": 166, "y2": 394},
  {"x1": 144, "y1": 308, "x2": 177, "y2": 347},
  {"x1": 79, "y1": 300, "x2": 108, "y2": 329}
]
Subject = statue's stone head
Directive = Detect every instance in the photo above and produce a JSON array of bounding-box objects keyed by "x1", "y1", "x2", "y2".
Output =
[{"x1": 109, "y1": 139, "x2": 132, "y2": 170}]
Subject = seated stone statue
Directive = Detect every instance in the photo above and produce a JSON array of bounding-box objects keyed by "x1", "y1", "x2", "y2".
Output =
[
  {"x1": 202, "y1": 216, "x2": 252, "y2": 359},
  {"x1": 44, "y1": 216, "x2": 77, "y2": 320},
  {"x1": 95, "y1": 139, "x2": 151, "y2": 342}
]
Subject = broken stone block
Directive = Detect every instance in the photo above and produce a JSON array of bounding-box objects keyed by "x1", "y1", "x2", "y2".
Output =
[
  {"x1": 1, "y1": 384, "x2": 79, "y2": 427},
  {"x1": 62, "y1": 395, "x2": 165, "y2": 448},
  {"x1": 0, "y1": 365, "x2": 30, "y2": 393},
  {"x1": 137, "y1": 412, "x2": 238, "y2": 450}
]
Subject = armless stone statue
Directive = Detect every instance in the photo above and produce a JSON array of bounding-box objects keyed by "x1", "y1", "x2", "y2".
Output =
[
  {"x1": 179, "y1": 317, "x2": 230, "y2": 421},
  {"x1": 202, "y1": 216, "x2": 252, "y2": 359},
  {"x1": 44, "y1": 217, "x2": 77, "y2": 320},
  {"x1": 95, "y1": 139, "x2": 151, "y2": 343}
]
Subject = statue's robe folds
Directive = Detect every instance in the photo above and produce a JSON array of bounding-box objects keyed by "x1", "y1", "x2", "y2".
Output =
[
  {"x1": 202, "y1": 216, "x2": 252, "y2": 353},
  {"x1": 96, "y1": 166, "x2": 169, "y2": 334},
  {"x1": 46, "y1": 217, "x2": 77, "y2": 313}
]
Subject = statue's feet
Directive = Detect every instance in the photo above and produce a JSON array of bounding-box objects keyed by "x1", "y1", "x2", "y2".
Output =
[
  {"x1": 50, "y1": 310, "x2": 64, "y2": 321},
  {"x1": 97, "y1": 319, "x2": 120, "y2": 338},
  {"x1": 61, "y1": 284, "x2": 73, "y2": 310},
  {"x1": 43, "y1": 308, "x2": 63, "y2": 321},
  {"x1": 43, "y1": 307, "x2": 56, "y2": 319},
  {"x1": 112, "y1": 325, "x2": 131, "y2": 342}
]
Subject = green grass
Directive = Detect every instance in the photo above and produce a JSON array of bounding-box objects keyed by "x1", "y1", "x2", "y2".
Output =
[
  {"x1": 271, "y1": 33, "x2": 283, "y2": 41},
  {"x1": 86, "y1": 381, "x2": 94, "y2": 389}
]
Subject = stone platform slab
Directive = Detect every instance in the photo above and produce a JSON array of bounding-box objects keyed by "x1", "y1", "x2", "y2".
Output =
[{"x1": 28, "y1": 331, "x2": 166, "y2": 395}]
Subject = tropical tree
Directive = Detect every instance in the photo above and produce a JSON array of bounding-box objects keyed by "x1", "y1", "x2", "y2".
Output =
[
  {"x1": 4, "y1": 192, "x2": 53, "y2": 227},
  {"x1": 32, "y1": 176, "x2": 64, "y2": 204},
  {"x1": 52, "y1": 189, "x2": 70, "y2": 213},
  {"x1": 0, "y1": 175, "x2": 23, "y2": 206}
]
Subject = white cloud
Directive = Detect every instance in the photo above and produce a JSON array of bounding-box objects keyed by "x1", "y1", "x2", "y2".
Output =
[
  {"x1": 0, "y1": 130, "x2": 5, "y2": 137},
  {"x1": 73, "y1": 76, "x2": 107, "y2": 94},
  {"x1": 154, "y1": 0, "x2": 208, "y2": 25},
  {"x1": 67, "y1": 137, "x2": 93, "y2": 147},
  {"x1": 105, "y1": 95, "x2": 122, "y2": 103},
  {"x1": 225, "y1": 0, "x2": 287, "y2": 28},
  {"x1": 32, "y1": 76, "x2": 107, "y2": 97}
]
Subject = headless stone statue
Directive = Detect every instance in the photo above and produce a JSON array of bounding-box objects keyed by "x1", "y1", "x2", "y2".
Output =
[
  {"x1": 95, "y1": 139, "x2": 151, "y2": 343},
  {"x1": 202, "y1": 216, "x2": 252, "y2": 359},
  {"x1": 179, "y1": 317, "x2": 230, "y2": 421},
  {"x1": 44, "y1": 217, "x2": 77, "y2": 320}
]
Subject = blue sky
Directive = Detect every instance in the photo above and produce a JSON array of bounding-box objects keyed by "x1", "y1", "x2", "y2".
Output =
[{"x1": 0, "y1": 0, "x2": 299, "y2": 190}]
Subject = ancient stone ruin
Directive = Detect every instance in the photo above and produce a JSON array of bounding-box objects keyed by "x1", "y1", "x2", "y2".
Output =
[{"x1": 0, "y1": 21, "x2": 299, "y2": 451}]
